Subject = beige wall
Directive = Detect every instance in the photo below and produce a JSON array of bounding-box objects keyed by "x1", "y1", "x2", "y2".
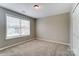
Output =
[
  {"x1": 36, "y1": 13, "x2": 70, "y2": 44},
  {"x1": 0, "y1": 7, "x2": 36, "y2": 48}
]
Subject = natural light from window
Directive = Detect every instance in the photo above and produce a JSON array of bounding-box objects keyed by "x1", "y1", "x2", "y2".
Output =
[{"x1": 6, "y1": 14, "x2": 30, "y2": 39}]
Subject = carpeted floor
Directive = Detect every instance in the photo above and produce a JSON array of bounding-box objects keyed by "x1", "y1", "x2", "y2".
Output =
[{"x1": 0, "y1": 40, "x2": 74, "y2": 56}]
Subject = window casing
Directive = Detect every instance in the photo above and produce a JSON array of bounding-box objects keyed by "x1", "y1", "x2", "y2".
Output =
[{"x1": 6, "y1": 14, "x2": 30, "y2": 39}]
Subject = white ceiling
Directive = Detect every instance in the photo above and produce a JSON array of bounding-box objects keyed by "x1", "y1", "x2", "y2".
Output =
[{"x1": 0, "y1": 3, "x2": 73, "y2": 18}]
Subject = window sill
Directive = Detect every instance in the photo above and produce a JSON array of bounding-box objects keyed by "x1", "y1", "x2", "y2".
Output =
[{"x1": 6, "y1": 35, "x2": 30, "y2": 40}]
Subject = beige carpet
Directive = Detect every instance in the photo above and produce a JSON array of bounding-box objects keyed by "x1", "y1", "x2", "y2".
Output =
[{"x1": 0, "y1": 40, "x2": 74, "y2": 56}]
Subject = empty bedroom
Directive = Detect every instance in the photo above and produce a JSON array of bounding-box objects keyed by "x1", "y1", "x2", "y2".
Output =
[{"x1": 0, "y1": 3, "x2": 78, "y2": 56}]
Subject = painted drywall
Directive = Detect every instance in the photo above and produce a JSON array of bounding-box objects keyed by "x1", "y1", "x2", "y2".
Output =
[
  {"x1": 36, "y1": 13, "x2": 70, "y2": 44},
  {"x1": 0, "y1": 7, "x2": 36, "y2": 48},
  {"x1": 70, "y1": 4, "x2": 79, "y2": 56}
]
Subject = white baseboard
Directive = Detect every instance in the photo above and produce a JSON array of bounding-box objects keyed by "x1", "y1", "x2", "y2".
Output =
[
  {"x1": 36, "y1": 38, "x2": 70, "y2": 46},
  {"x1": 0, "y1": 38, "x2": 35, "y2": 51},
  {"x1": 0, "y1": 38, "x2": 70, "y2": 51}
]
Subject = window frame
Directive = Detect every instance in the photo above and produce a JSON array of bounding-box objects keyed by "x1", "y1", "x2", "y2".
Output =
[{"x1": 6, "y1": 14, "x2": 30, "y2": 39}]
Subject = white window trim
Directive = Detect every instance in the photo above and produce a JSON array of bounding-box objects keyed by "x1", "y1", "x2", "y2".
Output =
[{"x1": 6, "y1": 14, "x2": 30, "y2": 40}]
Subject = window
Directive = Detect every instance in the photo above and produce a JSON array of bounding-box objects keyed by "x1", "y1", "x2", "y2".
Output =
[
  {"x1": 21, "y1": 20, "x2": 30, "y2": 36},
  {"x1": 6, "y1": 14, "x2": 30, "y2": 39}
]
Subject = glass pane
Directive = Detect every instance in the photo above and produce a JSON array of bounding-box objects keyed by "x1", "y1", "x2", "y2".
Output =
[
  {"x1": 21, "y1": 20, "x2": 30, "y2": 36},
  {"x1": 6, "y1": 15, "x2": 20, "y2": 38}
]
